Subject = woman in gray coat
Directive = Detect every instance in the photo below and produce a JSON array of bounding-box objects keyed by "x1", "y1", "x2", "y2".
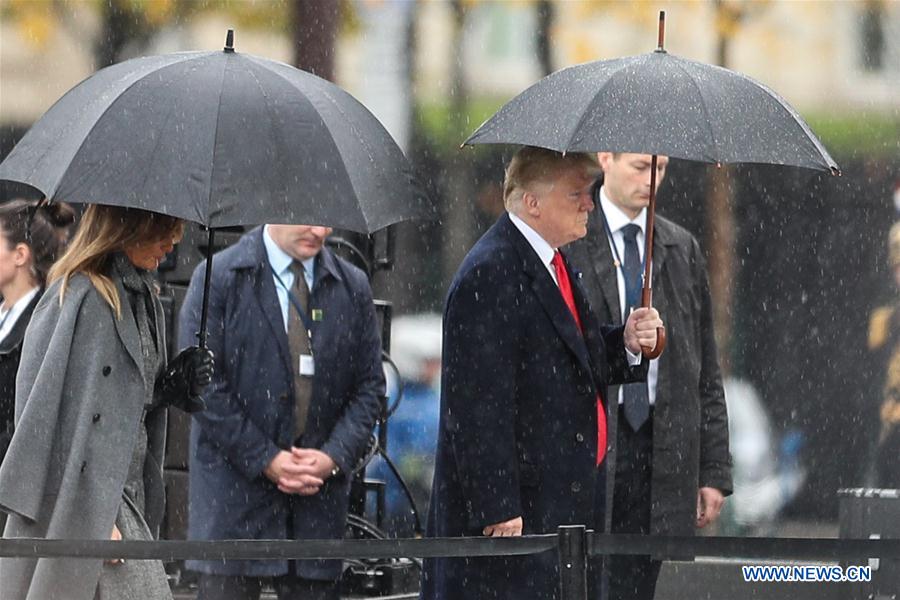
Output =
[{"x1": 0, "y1": 205, "x2": 213, "y2": 600}]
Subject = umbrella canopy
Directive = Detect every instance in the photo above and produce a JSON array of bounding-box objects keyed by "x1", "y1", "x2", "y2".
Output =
[
  {"x1": 464, "y1": 12, "x2": 839, "y2": 360},
  {"x1": 0, "y1": 32, "x2": 434, "y2": 348},
  {"x1": 0, "y1": 34, "x2": 432, "y2": 233},
  {"x1": 464, "y1": 49, "x2": 838, "y2": 174}
]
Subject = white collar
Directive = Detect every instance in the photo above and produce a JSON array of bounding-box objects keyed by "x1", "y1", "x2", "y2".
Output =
[
  {"x1": 599, "y1": 186, "x2": 646, "y2": 235},
  {"x1": 0, "y1": 286, "x2": 39, "y2": 314},
  {"x1": 263, "y1": 226, "x2": 315, "y2": 277},
  {"x1": 508, "y1": 211, "x2": 556, "y2": 269},
  {"x1": 0, "y1": 286, "x2": 40, "y2": 335}
]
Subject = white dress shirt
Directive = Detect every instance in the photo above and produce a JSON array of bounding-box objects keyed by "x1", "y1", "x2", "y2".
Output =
[
  {"x1": 0, "y1": 286, "x2": 40, "y2": 344},
  {"x1": 598, "y1": 187, "x2": 659, "y2": 405},
  {"x1": 508, "y1": 211, "x2": 640, "y2": 366},
  {"x1": 263, "y1": 226, "x2": 316, "y2": 332},
  {"x1": 509, "y1": 212, "x2": 557, "y2": 284}
]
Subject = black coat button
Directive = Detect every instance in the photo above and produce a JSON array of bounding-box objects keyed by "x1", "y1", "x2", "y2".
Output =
[
  {"x1": 575, "y1": 433, "x2": 585, "y2": 443},
  {"x1": 102, "y1": 366, "x2": 112, "y2": 376},
  {"x1": 92, "y1": 414, "x2": 101, "y2": 423},
  {"x1": 571, "y1": 481, "x2": 582, "y2": 493}
]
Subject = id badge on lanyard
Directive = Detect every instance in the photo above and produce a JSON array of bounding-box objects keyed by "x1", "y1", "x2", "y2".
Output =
[
  {"x1": 271, "y1": 265, "x2": 319, "y2": 377},
  {"x1": 299, "y1": 353, "x2": 315, "y2": 376}
]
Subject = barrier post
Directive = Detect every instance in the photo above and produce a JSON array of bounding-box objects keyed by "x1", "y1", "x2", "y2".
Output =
[{"x1": 557, "y1": 525, "x2": 588, "y2": 600}]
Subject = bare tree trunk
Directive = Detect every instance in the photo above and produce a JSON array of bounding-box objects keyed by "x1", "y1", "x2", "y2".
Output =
[
  {"x1": 706, "y1": 165, "x2": 735, "y2": 374},
  {"x1": 94, "y1": 0, "x2": 155, "y2": 68},
  {"x1": 95, "y1": 2, "x2": 129, "y2": 68},
  {"x1": 536, "y1": 0, "x2": 554, "y2": 77},
  {"x1": 706, "y1": 0, "x2": 739, "y2": 375},
  {"x1": 290, "y1": 0, "x2": 339, "y2": 80},
  {"x1": 441, "y1": 0, "x2": 476, "y2": 285}
]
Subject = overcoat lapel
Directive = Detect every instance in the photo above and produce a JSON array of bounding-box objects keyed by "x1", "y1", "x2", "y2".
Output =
[
  {"x1": 529, "y1": 274, "x2": 592, "y2": 374},
  {"x1": 252, "y1": 256, "x2": 293, "y2": 379},
  {"x1": 648, "y1": 222, "x2": 671, "y2": 320},
  {"x1": 502, "y1": 216, "x2": 592, "y2": 375},
  {"x1": 585, "y1": 210, "x2": 674, "y2": 325},
  {"x1": 229, "y1": 228, "x2": 295, "y2": 379},
  {"x1": 111, "y1": 278, "x2": 148, "y2": 389},
  {"x1": 152, "y1": 290, "x2": 167, "y2": 362},
  {"x1": 584, "y1": 217, "x2": 621, "y2": 324}
]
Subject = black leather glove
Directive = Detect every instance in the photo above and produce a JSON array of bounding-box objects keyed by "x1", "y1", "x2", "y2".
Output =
[{"x1": 157, "y1": 346, "x2": 214, "y2": 413}]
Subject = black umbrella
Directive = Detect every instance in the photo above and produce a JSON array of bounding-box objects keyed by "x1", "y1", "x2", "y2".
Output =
[
  {"x1": 464, "y1": 11, "x2": 839, "y2": 357},
  {"x1": 0, "y1": 31, "x2": 432, "y2": 346}
]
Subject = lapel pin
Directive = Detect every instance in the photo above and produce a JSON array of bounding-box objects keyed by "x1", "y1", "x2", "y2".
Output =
[{"x1": 311, "y1": 309, "x2": 324, "y2": 321}]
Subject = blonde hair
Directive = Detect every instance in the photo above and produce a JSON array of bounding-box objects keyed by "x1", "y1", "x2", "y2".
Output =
[
  {"x1": 48, "y1": 205, "x2": 183, "y2": 317},
  {"x1": 503, "y1": 147, "x2": 599, "y2": 211}
]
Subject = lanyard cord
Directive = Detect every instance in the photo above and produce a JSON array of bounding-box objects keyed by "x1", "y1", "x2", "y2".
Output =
[
  {"x1": 270, "y1": 265, "x2": 316, "y2": 345},
  {"x1": 597, "y1": 203, "x2": 647, "y2": 283}
]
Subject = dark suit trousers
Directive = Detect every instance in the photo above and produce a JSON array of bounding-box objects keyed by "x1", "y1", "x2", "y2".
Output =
[
  {"x1": 590, "y1": 462, "x2": 607, "y2": 600},
  {"x1": 609, "y1": 405, "x2": 661, "y2": 600}
]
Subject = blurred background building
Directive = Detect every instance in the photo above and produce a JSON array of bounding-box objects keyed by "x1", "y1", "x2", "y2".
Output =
[{"x1": 1, "y1": 0, "x2": 899, "y2": 530}]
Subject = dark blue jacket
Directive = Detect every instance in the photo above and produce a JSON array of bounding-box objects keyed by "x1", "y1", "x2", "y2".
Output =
[
  {"x1": 178, "y1": 227, "x2": 383, "y2": 579},
  {"x1": 421, "y1": 213, "x2": 646, "y2": 600}
]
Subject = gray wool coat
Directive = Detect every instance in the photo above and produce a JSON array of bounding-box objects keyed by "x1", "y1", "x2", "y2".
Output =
[{"x1": 0, "y1": 273, "x2": 168, "y2": 600}]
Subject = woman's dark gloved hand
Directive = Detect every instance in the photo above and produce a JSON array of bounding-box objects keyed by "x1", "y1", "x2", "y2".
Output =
[{"x1": 158, "y1": 346, "x2": 215, "y2": 413}]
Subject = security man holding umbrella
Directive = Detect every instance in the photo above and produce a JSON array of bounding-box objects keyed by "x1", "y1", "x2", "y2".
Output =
[
  {"x1": 178, "y1": 224, "x2": 384, "y2": 600},
  {"x1": 567, "y1": 152, "x2": 732, "y2": 600}
]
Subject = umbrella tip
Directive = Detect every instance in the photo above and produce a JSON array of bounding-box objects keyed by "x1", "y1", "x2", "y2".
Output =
[
  {"x1": 224, "y1": 29, "x2": 235, "y2": 53},
  {"x1": 655, "y1": 10, "x2": 666, "y2": 53},
  {"x1": 831, "y1": 166, "x2": 842, "y2": 177}
]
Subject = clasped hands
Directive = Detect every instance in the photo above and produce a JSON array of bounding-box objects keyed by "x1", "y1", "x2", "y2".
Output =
[
  {"x1": 264, "y1": 448, "x2": 337, "y2": 496},
  {"x1": 623, "y1": 307, "x2": 663, "y2": 355}
]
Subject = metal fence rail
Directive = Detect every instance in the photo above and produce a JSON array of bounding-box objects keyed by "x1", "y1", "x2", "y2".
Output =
[{"x1": 1, "y1": 527, "x2": 898, "y2": 600}]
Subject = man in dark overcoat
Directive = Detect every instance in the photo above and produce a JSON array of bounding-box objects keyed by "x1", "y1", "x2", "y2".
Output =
[
  {"x1": 421, "y1": 147, "x2": 663, "y2": 600},
  {"x1": 178, "y1": 224, "x2": 384, "y2": 600},
  {"x1": 566, "y1": 152, "x2": 733, "y2": 600}
]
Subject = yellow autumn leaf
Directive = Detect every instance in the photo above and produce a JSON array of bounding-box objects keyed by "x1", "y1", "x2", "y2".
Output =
[{"x1": 18, "y1": 9, "x2": 54, "y2": 48}]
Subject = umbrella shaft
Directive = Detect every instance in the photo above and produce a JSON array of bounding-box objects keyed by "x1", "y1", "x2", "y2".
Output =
[
  {"x1": 642, "y1": 155, "x2": 658, "y2": 306},
  {"x1": 198, "y1": 228, "x2": 216, "y2": 349}
]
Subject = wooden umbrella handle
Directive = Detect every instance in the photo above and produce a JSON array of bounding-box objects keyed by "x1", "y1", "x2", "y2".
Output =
[{"x1": 640, "y1": 287, "x2": 666, "y2": 359}]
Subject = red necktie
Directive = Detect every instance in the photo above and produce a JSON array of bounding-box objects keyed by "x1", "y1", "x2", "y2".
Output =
[{"x1": 551, "y1": 251, "x2": 607, "y2": 465}]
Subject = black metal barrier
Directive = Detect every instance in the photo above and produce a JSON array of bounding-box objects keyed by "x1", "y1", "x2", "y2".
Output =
[{"x1": 1, "y1": 529, "x2": 898, "y2": 600}]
